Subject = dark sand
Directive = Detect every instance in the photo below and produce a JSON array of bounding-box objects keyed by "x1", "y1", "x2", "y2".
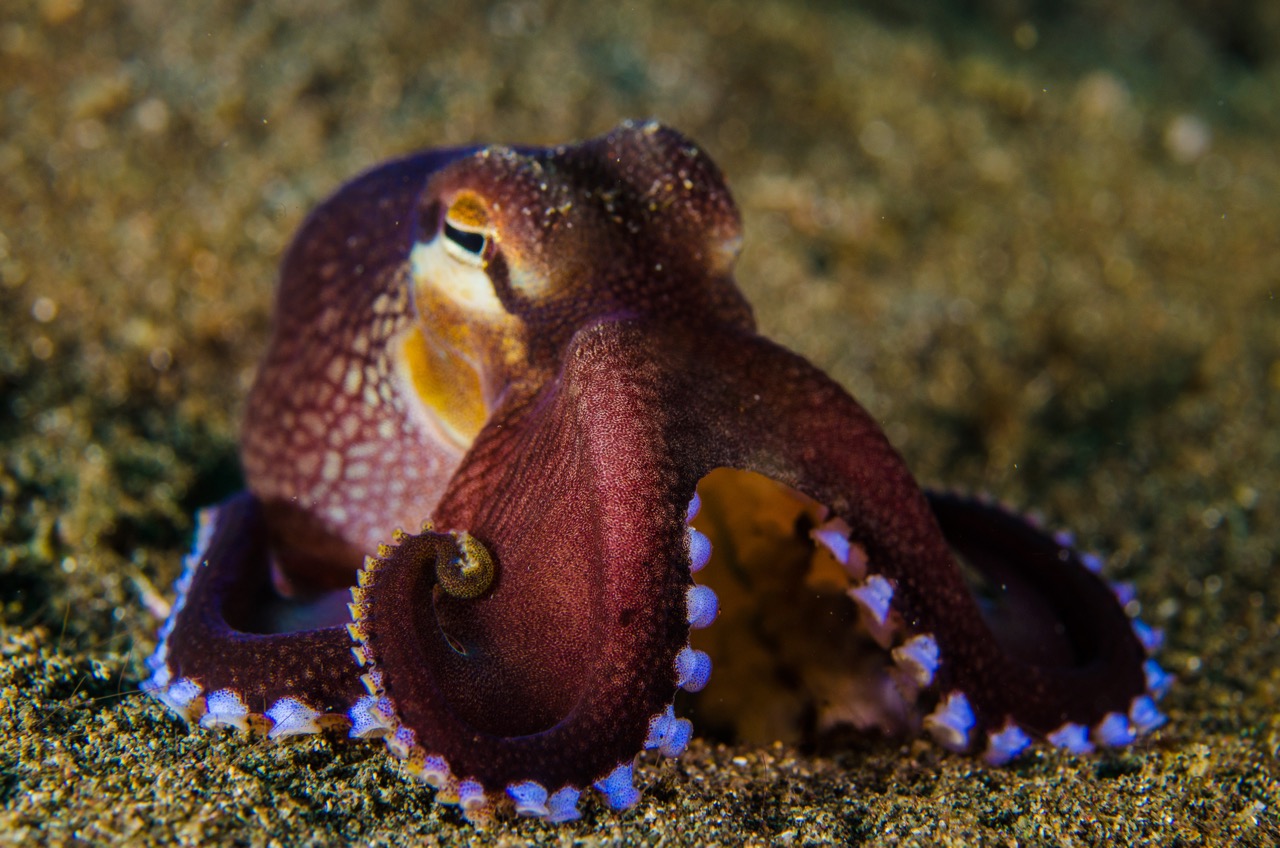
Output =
[{"x1": 2, "y1": 1, "x2": 1278, "y2": 844}]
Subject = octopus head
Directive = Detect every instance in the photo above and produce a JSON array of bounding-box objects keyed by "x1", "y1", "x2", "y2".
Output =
[{"x1": 399, "y1": 121, "x2": 752, "y2": 446}]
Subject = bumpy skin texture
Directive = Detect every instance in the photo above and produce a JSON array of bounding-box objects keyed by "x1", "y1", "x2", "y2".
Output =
[{"x1": 145, "y1": 122, "x2": 1167, "y2": 822}]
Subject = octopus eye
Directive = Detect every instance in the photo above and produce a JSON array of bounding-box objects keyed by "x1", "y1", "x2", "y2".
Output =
[
  {"x1": 441, "y1": 193, "x2": 491, "y2": 267},
  {"x1": 443, "y1": 220, "x2": 487, "y2": 263}
]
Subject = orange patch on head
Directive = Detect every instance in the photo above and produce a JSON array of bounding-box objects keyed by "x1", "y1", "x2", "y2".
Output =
[
  {"x1": 446, "y1": 193, "x2": 491, "y2": 231},
  {"x1": 396, "y1": 328, "x2": 489, "y2": 449}
]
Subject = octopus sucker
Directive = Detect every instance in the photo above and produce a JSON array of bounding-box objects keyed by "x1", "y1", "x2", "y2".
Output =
[{"x1": 145, "y1": 120, "x2": 1166, "y2": 823}]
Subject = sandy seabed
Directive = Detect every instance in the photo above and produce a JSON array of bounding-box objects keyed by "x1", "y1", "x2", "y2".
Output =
[{"x1": 2, "y1": 1, "x2": 1278, "y2": 844}]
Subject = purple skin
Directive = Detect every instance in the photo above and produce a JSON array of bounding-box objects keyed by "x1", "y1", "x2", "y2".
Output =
[{"x1": 145, "y1": 121, "x2": 1166, "y2": 822}]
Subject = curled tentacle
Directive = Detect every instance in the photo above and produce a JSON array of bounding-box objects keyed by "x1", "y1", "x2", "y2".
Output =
[{"x1": 434, "y1": 531, "x2": 496, "y2": 600}]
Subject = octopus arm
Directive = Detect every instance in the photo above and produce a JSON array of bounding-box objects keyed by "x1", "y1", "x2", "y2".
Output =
[
  {"x1": 146, "y1": 494, "x2": 366, "y2": 735},
  {"x1": 348, "y1": 317, "x2": 1152, "y2": 806}
]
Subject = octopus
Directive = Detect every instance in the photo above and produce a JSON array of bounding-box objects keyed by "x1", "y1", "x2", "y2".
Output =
[{"x1": 145, "y1": 121, "x2": 1169, "y2": 823}]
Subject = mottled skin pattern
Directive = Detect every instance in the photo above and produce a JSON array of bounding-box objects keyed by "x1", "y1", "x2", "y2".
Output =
[
  {"x1": 146, "y1": 121, "x2": 1166, "y2": 822},
  {"x1": 240, "y1": 148, "x2": 472, "y2": 592}
]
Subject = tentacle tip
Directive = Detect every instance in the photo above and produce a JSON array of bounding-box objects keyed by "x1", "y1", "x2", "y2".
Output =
[
  {"x1": 594, "y1": 762, "x2": 641, "y2": 811},
  {"x1": 923, "y1": 692, "x2": 975, "y2": 752},
  {"x1": 437, "y1": 530, "x2": 496, "y2": 599},
  {"x1": 675, "y1": 646, "x2": 712, "y2": 692}
]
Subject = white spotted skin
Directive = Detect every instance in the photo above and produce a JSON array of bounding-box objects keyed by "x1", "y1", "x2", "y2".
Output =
[{"x1": 242, "y1": 259, "x2": 461, "y2": 574}]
